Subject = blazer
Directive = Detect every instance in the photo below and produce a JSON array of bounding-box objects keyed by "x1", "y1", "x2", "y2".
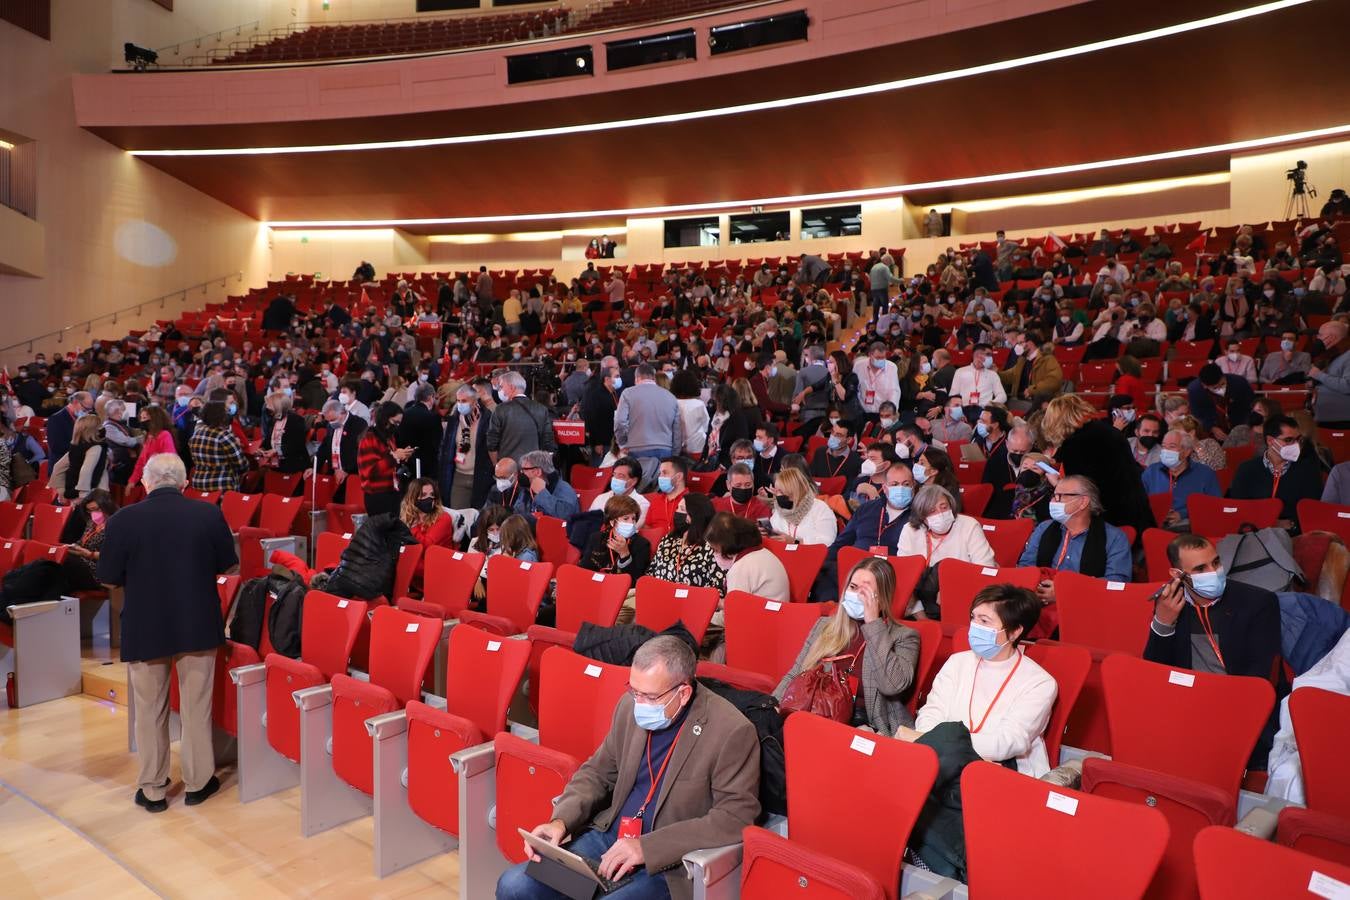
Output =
[
  {"x1": 319, "y1": 414, "x2": 367, "y2": 476},
  {"x1": 1186, "y1": 374, "x2": 1256, "y2": 435},
  {"x1": 263, "y1": 410, "x2": 311, "y2": 473},
  {"x1": 551, "y1": 688, "x2": 761, "y2": 900},
  {"x1": 1144, "y1": 579, "x2": 1281, "y2": 680},
  {"x1": 96, "y1": 487, "x2": 237, "y2": 662},
  {"x1": 706, "y1": 407, "x2": 752, "y2": 467},
  {"x1": 398, "y1": 401, "x2": 443, "y2": 481}
]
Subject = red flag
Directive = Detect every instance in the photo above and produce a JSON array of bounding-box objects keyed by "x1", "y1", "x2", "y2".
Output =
[
  {"x1": 1042, "y1": 232, "x2": 1066, "y2": 253},
  {"x1": 1185, "y1": 234, "x2": 1207, "y2": 251}
]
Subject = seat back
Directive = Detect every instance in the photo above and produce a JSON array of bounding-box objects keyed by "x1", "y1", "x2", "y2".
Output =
[
  {"x1": 1023, "y1": 641, "x2": 1092, "y2": 768},
  {"x1": 1187, "y1": 494, "x2": 1282, "y2": 539},
  {"x1": 0, "y1": 539, "x2": 26, "y2": 579},
  {"x1": 957, "y1": 483, "x2": 993, "y2": 517},
  {"x1": 1297, "y1": 498, "x2": 1350, "y2": 544},
  {"x1": 263, "y1": 469, "x2": 303, "y2": 497},
  {"x1": 781, "y1": 714, "x2": 938, "y2": 900},
  {"x1": 1101, "y1": 654, "x2": 1275, "y2": 796},
  {"x1": 421, "y1": 546, "x2": 484, "y2": 615},
  {"x1": 633, "y1": 575, "x2": 721, "y2": 645},
  {"x1": 22, "y1": 540, "x2": 65, "y2": 565},
  {"x1": 937, "y1": 559, "x2": 1042, "y2": 637},
  {"x1": 963, "y1": 761, "x2": 1169, "y2": 900},
  {"x1": 324, "y1": 502, "x2": 361, "y2": 534},
  {"x1": 313, "y1": 531, "x2": 351, "y2": 572},
  {"x1": 723, "y1": 590, "x2": 828, "y2": 683},
  {"x1": 760, "y1": 540, "x2": 828, "y2": 604},
  {"x1": 836, "y1": 547, "x2": 926, "y2": 619},
  {"x1": 259, "y1": 493, "x2": 304, "y2": 535},
  {"x1": 973, "y1": 517, "x2": 1035, "y2": 567},
  {"x1": 30, "y1": 504, "x2": 72, "y2": 544},
  {"x1": 554, "y1": 564, "x2": 631, "y2": 633},
  {"x1": 485, "y1": 555, "x2": 554, "y2": 632},
  {"x1": 569, "y1": 465, "x2": 612, "y2": 493},
  {"x1": 367, "y1": 605, "x2": 440, "y2": 705},
  {"x1": 220, "y1": 491, "x2": 263, "y2": 531},
  {"x1": 1276, "y1": 806, "x2": 1350, "y2": 869},
  {"x1": 301, "y1": 591, "x2": 368, "y2": 680},
  {"x1": 1195, "y1": 824, "x2": 1350, "y2": 900},
  {"x1": 685, "y1": 468, "x2": 723, "y2": 494},
  {"x1": 1290, "y1": 687, "x2": 1350, "y2": 819},
  {"x1": 0, "y1": 502, "x2": 31, "y2": 539},
  {"x1": 392, "y1": 543, "x2": 424, "y2": 602},
  {"x1": 1142, "y1": 527, "x2": 1174, "y2": 582},
  {"x1": 215, "y1": 574, "x2": 242, "y2": 620},
  {"x1": 1054, "y1": 571, "x2": 1160, "y2": 656},
  {"x1": 538, "y1": 647, "x2": 630, "y2": 761},
  {"x1": 534, "y1": 515, "x2": 572, "y2": 567},
  {"x1": 444, "y1": 625, "x2": 531, "y2": 736}
]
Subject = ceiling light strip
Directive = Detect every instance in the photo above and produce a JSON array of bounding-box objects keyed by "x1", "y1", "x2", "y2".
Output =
[
  {"x1": 263, "y1": 123, "x2": 1350, "y2": 227},
  {"x1": 132, "y1": 0, "x2": 1310, "y2": 158}
]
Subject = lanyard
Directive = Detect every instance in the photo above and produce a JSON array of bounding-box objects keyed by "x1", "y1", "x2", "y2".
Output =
[
  {"x1": 967, "y1": 652, "x2": 1023, "y2": 734},
  {"x1": 1270, "y1": 466, "x2": 1283, "y2": 499},
  {"x1": 827, "y1": 453, "x2": 850, "y2": 478},
  {"x1": 985, "y1": 436, "x2": 1006, "y2": 459},
  {"x1": 636, "y1": 725, "x2": 684, "y2": 819},
  {"x1": 1195, "y1": 601, "x2": 1227, "y2": 670},
  {"x1": 1055, "y1": 530, "x2": 1074, "y2": 568},
  {"x1": 924, "y1": 530, "x2": 947, "y2": 565},
  {"x1": 877, "y1": 504, "x2": 903, "y2": 541}
]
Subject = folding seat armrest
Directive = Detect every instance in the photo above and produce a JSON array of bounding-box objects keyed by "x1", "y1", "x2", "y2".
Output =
[
  {"x1": 418, "y1": 692, "x2": 449, "y2": 710},
  {"x1": 365, "y1": 709, "x2": 408, "y2": 740},
  {"x1": 1234, "y1": 796, "x2": 1295, "y2": 839},
  {"x1": 8, "y1": 599, "x2": 61, "y2": 619},
  {"x1": 449, "y1": 741, "x2": 496, "y2": 777},
  {"x1": 230, "y1": 662, "x2": 266, "y2": 687},
  {"x1": 762, "y1": 813, "x2": 788, "y2": 836},
  {"x1": 293, "y1": 683, "x2": 333, "y2": 710},
  {"x1": 682, "y1": 843, "x2": 742, "y2": 890},
  {"x1": 1040, "y1": 759, "x2": 1084, "y2": 789},
  {"x1": 507, "y1": 722, "x2": 540, "y2": 741}
]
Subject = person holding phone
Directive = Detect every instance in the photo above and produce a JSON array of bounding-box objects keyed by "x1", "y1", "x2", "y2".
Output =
[{"x1": 358, "y1": 401, "x2": 413, "y2": 517}]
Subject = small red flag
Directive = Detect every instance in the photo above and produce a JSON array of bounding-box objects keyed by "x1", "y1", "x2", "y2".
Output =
[{"x1": 1185, "y1": 234, "x2": 1207, "y2": 251}]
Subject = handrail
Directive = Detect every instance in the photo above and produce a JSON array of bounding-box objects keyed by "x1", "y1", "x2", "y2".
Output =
[
  {"x1": 0, "y1": 272, "x2": 245, "y2": 356},
  {"x1": 278, "y1": 3, "x2": 567, "y2": 33},
  {"x1": 154, "y1": 19, "x2": 263, "y2": 56}
]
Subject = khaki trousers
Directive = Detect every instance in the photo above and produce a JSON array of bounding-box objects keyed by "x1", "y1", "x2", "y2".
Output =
[{"x1": 129, "y1": 649, "x2": 216, "y2": 800}]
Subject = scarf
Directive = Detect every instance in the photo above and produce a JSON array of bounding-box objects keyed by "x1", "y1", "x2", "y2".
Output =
[{"x1": 779, "y1": 494, "x2": 817, "y2": 528}]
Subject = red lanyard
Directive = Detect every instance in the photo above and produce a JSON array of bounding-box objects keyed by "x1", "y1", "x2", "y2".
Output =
[
  {"x1": 967, "y1": 652, "x2": 1023, "y2": 734},
  {"x1": 924, "y1": 530, "x2": 947, "y2": 564},
  {"x1": 877, "y1": 504, "x2": 903, "y2": 541},
  {"x1": 1055, "y1": 530, "x2": 1074, "y2": 568},
  {"x1": 827, "y1": 453, "x2": 850, "y2": 477},
  {"x1": 636, "y1": 725, "x2": 684, "y2": 818},
  {"x1": 1195, "y1": 601, "x2": 1227, "y2": 670},
  {"x1": 1270, "y1": 466, "x2": 1283, "y2": 499}
]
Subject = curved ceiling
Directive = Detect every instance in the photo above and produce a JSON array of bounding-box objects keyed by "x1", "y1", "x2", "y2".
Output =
[{"x1": 79, "y1": 0, "x2": 1350, "y2": 227}]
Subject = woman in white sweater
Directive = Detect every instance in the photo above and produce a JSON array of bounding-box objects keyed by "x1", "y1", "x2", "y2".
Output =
[
  {"x1": 897, "y1": 583, "x2": 1058, "y2": 776},
  {"x1": 895, "y1": 483, "x2": 995, "y2": 616},
  {"x1": 766, "y1": 466, "x2": 838, "y2": 545}
]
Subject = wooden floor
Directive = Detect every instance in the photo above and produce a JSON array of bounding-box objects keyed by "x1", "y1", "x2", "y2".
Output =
[{"x1": 0, "y1": 693, "x2": 461, "y2": 898}]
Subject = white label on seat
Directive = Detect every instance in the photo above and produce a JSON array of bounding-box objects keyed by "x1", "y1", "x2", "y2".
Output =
[
  {"x1": 282, "y1": 498, "x2": 292, "y2": 503},
  {"x1": 982, "y1": 524, "x2": 995, "y2": 531},
  {"x1": 849, "y1": 735, "x2": 875, "y2": 756},
  {"x1": 584, "y1": 664, "x2": 602, "y2": 678},
  {"x1": 217, "y1": 576, "x2": 228, "y2": 585},
  {"x1": 48, "y1": 547, "x2": 57, "y2": 554},
  {"x1": 338, "y1": 600, "x2": 349, "y2": 609},
  {"x1": 405, "y1": 622, "x2": 419, "y2": 633},
  {"x1": 1223, "y1": 507, "x2": 1237, "y2": 513},
  {"x1": 765, "y1": 601, "x2": 783, "y2": 612},
  {"x1": 452, "y1": 551, "x2": 463, "y2": 560},
  {"x1": 399, "y1": 545, "x2": 407, "y2": 554},
  {"x1": 1309, "y1": 871, "x2": 1350, "y2": 899},
  {"x1": 980, "y1": 567, "x2": 998, "y2": 576},
  {"x1": 675, "y1": 588, "x2": 689, "y2": 598},
  {"x1": 1106, "y1": 582, "x2": 1126, "y2": 591},
  {"x1": 3, "y1": 543, "x2": 10, "y2": 549},
  {"x1": 1168, "y1": 670, "x2": 1196, "y2": 687},
  {"x1": 1045, "y1": 791, "x2": 1079, "y2": 816},
  {"x1": 592, "y1": 573, "x2": 605, "y2": 582},
  {"x1": 243, "y1": 496, "x2": 250, "y2": 501},
  {"x1": 785, "y1": 543, "x2": 798, "y2": 551},
  {"x1": 520, "y1": 561, "x2": 532, "y2": 570},
  {"x1": 487, "y1": 641, "x2": 502, "y2": 652},
  {"x1": 1339, "y1": 512, "x2": 1350, "y2": 519},
  {"x1": 343, "y1": 533, "x2": 353, "y2": 539}
]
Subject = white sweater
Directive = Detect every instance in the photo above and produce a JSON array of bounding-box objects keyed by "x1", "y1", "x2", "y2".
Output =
[
  {"x1": 769, "y1": 498, "x2": 838, "y2": 546},
  {"x1": 916, "y1": 649, "x2": 1058, "y2": 776},
  {"x1": 894, "y1": 514, "x2": 996, "y2": 569}
]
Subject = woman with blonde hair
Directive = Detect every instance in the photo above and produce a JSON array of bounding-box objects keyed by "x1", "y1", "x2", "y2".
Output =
[
  {"x1": 1040, "y1": 393, "x2": 1154, "y2": 534},
  {"x1": 773, "y1": 556, "x2": 921, "y2": 732},
  {"x1": 49, "y1": 414, "x2": 111, "y2": 500},
  {"x1": 766, "y1": 465, "x2": 838, "y2": 545}
]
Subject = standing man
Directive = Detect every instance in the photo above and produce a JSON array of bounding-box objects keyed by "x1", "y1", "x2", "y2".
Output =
[
  {"x1": 1310, "y1": 319, "x2": 1350, "y2": 427},
  {"x1": 399, "y1": 382, "x2": 442, "y2": 482},
  {"x1": 868, "y1": 254, "x2": 898, "y2": 322},
  {"x1": 851, "y1": 342, "x2": 903, "y2": 423},
  {"x1": 97, "y1": 454, "x2": 236, "y2": 813},
  {"x1": 46, "y1": 390, "x2": 93, "y2": 465},
  {"x1": 614, "y1": 364, "x2": 683, "y2": 462},
  {"x1": 487, "y1": 371, "x2": 556, "y2": 463}
]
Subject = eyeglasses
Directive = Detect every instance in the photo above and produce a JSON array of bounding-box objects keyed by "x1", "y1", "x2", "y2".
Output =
[
  {"x1": 627, "y1": 682, "x2": 685, "y2": 705},
  {"x1": 1271, "y1": 434, "x2": 1300, "y2": 445},
  {"x1": 1050, "y1": 492, "x2": 1085, "y2": 502}
]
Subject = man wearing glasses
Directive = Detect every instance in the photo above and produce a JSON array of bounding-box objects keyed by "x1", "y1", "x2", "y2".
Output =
[
  {"x1": 501, "y1": 636, "x2": 760, "y2": 899},
  {"x1": 1228, "y1": 414, "x2": 1324, "y2": 528},
  {"x1": 1017, "y1": 475, "x2": 1133, "y2": 608}
]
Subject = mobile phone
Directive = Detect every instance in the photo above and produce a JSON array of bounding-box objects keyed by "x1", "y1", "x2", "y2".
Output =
[{"x1": 1035, "y1": 461, "x2": 1058, "y2": 476}]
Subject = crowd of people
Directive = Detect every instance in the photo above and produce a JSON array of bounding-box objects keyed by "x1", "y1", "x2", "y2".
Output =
[{"x1": 4, "y1": 219, "x2": 1350, "y2": 891}]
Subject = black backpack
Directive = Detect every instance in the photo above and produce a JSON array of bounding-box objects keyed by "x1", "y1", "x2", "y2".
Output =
[
  {"x1": 266, "y1": 574, "x2": 309, "y2": 659},
  {"x1": 697, "y1": 677, "x2": 787, "y2": 818},
  {"x1": 227, "y1": 575, "x2": 270, "y2": 650}
]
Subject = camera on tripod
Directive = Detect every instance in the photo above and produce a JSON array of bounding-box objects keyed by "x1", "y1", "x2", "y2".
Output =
[{"x1": 1286, "y1": 160, "x2": 1315, "y2": 197}]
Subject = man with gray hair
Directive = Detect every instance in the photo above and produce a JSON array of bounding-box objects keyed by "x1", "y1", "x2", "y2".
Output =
[
  {"x1": 97, "y1": 454, "x2": 237, "y2": 814},
  {"x1": 501, "y1": 634, "x2": 760, "y2": 898},
  {"x1": 1141, "y1": 427, "x2": 1221, "y2": 530},
  {"x1": 399, "y1": 381, "x2": 443, "y2": 481},
  {"x1": 520, "y1": 449, "x2": 580, "y2": 520},
  {"x1": 791, "y1": 345, "x2": 831, "y2": 436},
  {"x1": 1017, "y1": 474, "x2": 1133, "y2": 606},
  {"x1": 46, "y1": 389, "x2": 93, "y2": 465},
  {"x1": 487, "y1": 370, "x2": 556, "y2": 463},
  {"x1": 614, "y1": 363, "x2": 682, "y2": 462}
]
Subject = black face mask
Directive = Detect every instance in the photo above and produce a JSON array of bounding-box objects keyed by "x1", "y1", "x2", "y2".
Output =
[
  {"x1": 730, "y1": 486, "x2": 754, "y2": 505},
  {"x1": 1016, "y1": 471, "x2": 1044, "y2": 489},
  {"x1": 671, "y1": 512, "x2": 689, "y2": 534},
  {"x1": 774, "y1": 494, "x2": 794, "y2": 511},
  {"x1": 414, "y1": 498, "x2": 436, "y2": 514},
  {"x1": 1138, "y1": 434, "x2": 1161, "y2": 450}
]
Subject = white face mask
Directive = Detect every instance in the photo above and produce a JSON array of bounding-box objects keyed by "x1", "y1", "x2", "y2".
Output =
[
  {"x1": 1277, "y1": 441, "x2": 1301, "y2": 463},
  {"x1": 859, "y1": 459, "x2": 878, "y2": 477},
  {"x1": 926, "y1": 509, "x2": 955, "y2": 535}
]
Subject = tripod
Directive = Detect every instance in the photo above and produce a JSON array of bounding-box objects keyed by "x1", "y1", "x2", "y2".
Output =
[{"x1": 1285, "y1": 178, "x2": 1318, "y2": 220}]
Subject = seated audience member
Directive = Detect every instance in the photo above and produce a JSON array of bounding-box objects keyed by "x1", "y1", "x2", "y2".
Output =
[
  {"x1": 1017, "y1": 476, "x2": 1133, "y2": 605},
  {"x1": 705, "y1": 512, "x2": 790, "y2": 603},
  {"x1": 1129, "y1": 413, "x2": 1164, "y2": 468},
  {"x1": 775, "y1": 557, "x2": 921, "y2": 733},
  {"x1": 645, "y1": 456, "x2": 688, "y2": 532},
  {"x1": 896, "y1": 584, "x2": 1058, "y2": 777},
  {"x1": 1140, "y1": 429, "x2": 1221, "y2": 529},
  {"x1": 894, "y1": 422, "x2": 929, "y2": 463},
  {"x1": 1, "y1": 490, "x2": 118, "y2": 622},
  {"x1": 1001, "y1": 331, "x2": 1064, "y2": 407},
  {"x1": 589, "y1": 456, "x2": 651, "y2": 527},
  {"x1": 520, "y1": 449, "x2": 579, "y2": 521},
  {"x1": 1259, "y1": 331, "x2": 1312, "y2": 385},
  {"x1": 1169, "y1": 413, "x2": 1227, "y2": 472},
  {"x1": 931, "y1": 396, "x2": 973, "y2": 444},
  {"x1": 1186, "y1": 363, "x2": 1255, "y2": 443},
  {"x1": 1217, "y1": 338, "x2": 1258, "y2": 383},
  {"x1": 486, "y1": 457, "x2": 532, "y2": 517},
  {"x1": 49, "y1": 414, "x2": 111, "y2": 500},
  {"x1": 851, "y1": 441, "x2": 899, "y2": 505},
  {"x1": 897, "y1": 483, "x2": 996, "y2": 617},
  {"x1": 820, "y1": 459, "x2": 916, "y2": 588},
  {"x1": 501, "y1": 636, "x2": 760, "y2": 900},
  {"x1": 752, "y1": 422, "x2": 785, "y2": 480},
  {"x1": 712, "y1": 461, "x2": 771, "y2": 522},
  {"x1": 980, "y1": 416, "x2": 1026, "y2": 520},
  {"x1": 766, "y1": 466, "x2": 838, "y2": 546},
  {"x1": 1323, "y1": 460, "x2": 1350, "y2": 506},
  {"x1": 1228, "y1": 415, "x2": 1324, "y2": 526},
  {"x1": 809, "y1": 418, "x2": 862, "y2": 483},
  {"x1": 913, "y1": 446, "x2": 962, "y2": 509},
  {"x1": 400, "y1": 478, "x2": 456, "y2": 574},
  {"x1": 581, "y1": 494, "x2": 651, "y2": 579},
  {"x1": 648, "y1": 493, "x2": 727, "y2": 593}
]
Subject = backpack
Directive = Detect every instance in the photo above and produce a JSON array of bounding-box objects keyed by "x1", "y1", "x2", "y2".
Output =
[
  {"x1": 228, "y1": 576, "x2": 270, "y2": 650},
  {"x1": 266, "y1": 573, "x2": 309, "y2": 659},
  {"x1": 697, "y1": 677, "x2": 788, "y2": 818},
  {"x1": 1219, "y1": 527, "x2": 1303, "y2": 594}
]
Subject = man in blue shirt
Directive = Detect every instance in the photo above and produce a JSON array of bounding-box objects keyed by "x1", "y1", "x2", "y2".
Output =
[
  {"x1": 1140, "y1": 429, "x2": 1221, "y2": 530},
  {"x1": 1018, "y1": 475, "x2": 1132, "y2": 604},
  {"x1": 815, "y1": 461, "x2": 916, "y2": 601}
]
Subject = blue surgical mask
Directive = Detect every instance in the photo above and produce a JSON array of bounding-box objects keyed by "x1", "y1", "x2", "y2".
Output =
[
  {"x1": 886, "y1": 484, "x2": 912, "y2": 508},
  {"x1": 633, "y1": 696, "x2": 677, "y2": 731},
  {"x1": 968, "y1": 623, "x2": 1006, "y2": 660},
  {"x1": 1188, "y1": 569, "x2": 1226, "y2": 600},
  {"x1": 657, "y1": 476, "x2": 675, "y2": 493},
  {"x1": 615, "y1": 521, "x2": 638, "y2": 539},
  {"x1": 870, "y1": 357, "x2": 885, "y2": 369},
  {"x1": 1048, "y1": 501, "x2": 1070, "y2": 524},
  {"x1": 913, "y1": 463, "x2": 928, "y2": 484},
  {"x1": 827, "y1": 435, "x2": 844, "y2": 451},
  {"x1": 456, "y1": 401, "x2": 472, "y2": 416},
  {"x1": 227, "y1": 402, "x2": 238, "y2": 415},
  {"x1": 1280, "y1": 339, "x2": 1295, "y2": 352},
  {"x1": 982, "y1": 356, "x2": 995, "y2": 369},
  {"x1": 975, "y1": 422, "x2": 989, "y2": 437},
  {"x1": 282, "y1": 387, "x2": 294, "y2": 397},
  {"x1": 1159, "y1": 448, "x2": 1181, "y2": 468},
  {"x1": 176, "y1": 396, "x2": 190, "y2": 408},
  {"x1": 949, "y1": 407, "x2": 965, "y2": 421},
  {"x1": 841, "y1": 590, "x2": 866, "y2": 620},
  {"x1": 753, "y1": 439, "x2": 767, "y2": 453},
  {"x1": 612, "y1": 376, "x2": 624, "y2": 391},
  {"x1": 610, "y1": 476, "x2": 628, "y2": 495}
]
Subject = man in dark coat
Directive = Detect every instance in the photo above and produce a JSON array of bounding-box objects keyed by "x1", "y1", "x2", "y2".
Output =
[
  {"x1": 97, "y1": 453, "x2": 237, "y2": 813},
  {"x1": 398, "y1": 382, "x2": 442, "y2": 482},
  {"x1": 582, "y1": 357, "x2": 622, "y2": 463},
  {"x1": 438, "y1": 384, "x2": 494, "y2": 510},
  {"x1": 316, "y1": 398, "x2": 368, "y2": 501}
]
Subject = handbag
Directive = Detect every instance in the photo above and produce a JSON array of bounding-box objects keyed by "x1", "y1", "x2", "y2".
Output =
[{"x1": 779, "y1": 647, "x2": 863, "y2": 722}]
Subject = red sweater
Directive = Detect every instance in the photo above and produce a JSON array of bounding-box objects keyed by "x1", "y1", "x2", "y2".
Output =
[{"x1": 358, "y1": 431, "x2": 398, "y2": 494}]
